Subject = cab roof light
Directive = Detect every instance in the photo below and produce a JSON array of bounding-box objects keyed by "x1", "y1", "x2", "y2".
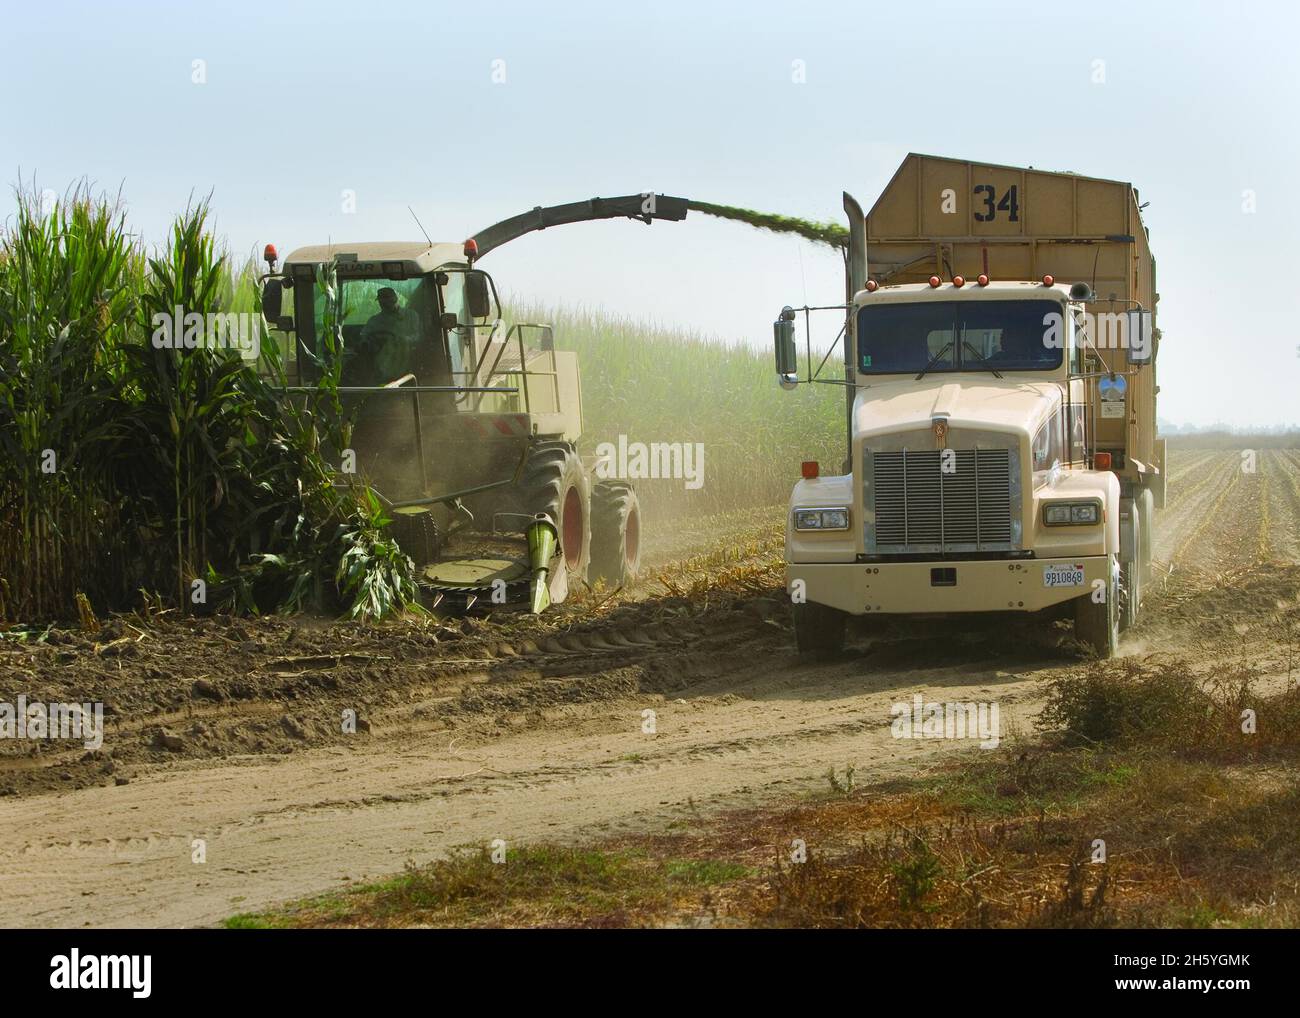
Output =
[
  {"x1": 865, "y1": 279, "x2": 878, "y2": 292},
  {"x1": 801, "y1": 461, "x2": 820, "y2": 479},
  {"x1": 1042, "y1": 274, "x2": 1054, "y2": 286},
  {"x1": 952, "y1": 275, "x2": 965, "y2": 287},
  {"x1": 929, "y1": 275, "x2": 941, "y2": 288},
  {"x1": 1094, "y1": 451, "x2": 1113, "y2": 470},
  {"x1": 977, "y1": 273, "x2": 989, "y2": 286}
]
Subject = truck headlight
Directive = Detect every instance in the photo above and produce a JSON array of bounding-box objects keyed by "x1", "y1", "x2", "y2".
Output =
[
  {"x1": 1043, "y1": 500, "x2": 1101, "y2": 526},
  {"x1": 794, "y1": 507, "x2": 850, "y2": 531}
]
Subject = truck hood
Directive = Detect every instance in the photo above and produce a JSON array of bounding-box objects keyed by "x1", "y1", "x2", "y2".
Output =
[{"x1": 853, "y1": 377, "x2": 1062, "y2": 441}]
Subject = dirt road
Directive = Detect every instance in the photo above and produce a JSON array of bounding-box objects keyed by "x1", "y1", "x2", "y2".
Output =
[{"x1": 1, "y1": 447, "x2": 1293, "y2": 927}]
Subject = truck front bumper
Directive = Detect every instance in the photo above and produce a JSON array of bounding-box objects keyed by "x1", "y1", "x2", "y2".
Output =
[{"x1": 787, "y1": 556, "x2": 1112, "y2": 616}]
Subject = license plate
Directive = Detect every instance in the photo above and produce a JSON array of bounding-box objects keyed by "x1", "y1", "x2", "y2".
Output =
[{"x1": 1043, "y1": 563, "x2": 1086, "y2": 588}]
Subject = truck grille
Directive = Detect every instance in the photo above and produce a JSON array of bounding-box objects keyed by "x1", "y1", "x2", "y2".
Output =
[{"x1": 872, "y1": 449, "x2": 1013, "y2": 548}]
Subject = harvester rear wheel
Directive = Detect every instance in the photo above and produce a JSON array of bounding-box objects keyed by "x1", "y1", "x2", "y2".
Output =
[
  {"x1": 792, "y1": 601, "x2": 847, "y2": 658},
  {"x1": 589, "y1": 482, "x2": 641, "y2": 588},
  {"x1": 511, "y1": 441, "x2": 590, "y2": 585}
]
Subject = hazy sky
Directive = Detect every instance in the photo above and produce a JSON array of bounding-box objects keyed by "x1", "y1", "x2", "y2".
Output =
[{"x1": 3, "y1": 0, "x2": 1294, "y2": 427}]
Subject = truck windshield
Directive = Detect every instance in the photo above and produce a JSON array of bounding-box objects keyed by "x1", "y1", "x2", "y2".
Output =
[{"x1": 858, "y1": 300, "x2": 1063, "y2": 375}]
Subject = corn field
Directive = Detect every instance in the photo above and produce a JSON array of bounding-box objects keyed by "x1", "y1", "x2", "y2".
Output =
[{"x1": 0, "y1": 187, "x2": 416, "y2": 623}]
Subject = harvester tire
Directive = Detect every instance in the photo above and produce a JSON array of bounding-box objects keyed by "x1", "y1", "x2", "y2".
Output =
[
  {"x1": 589, "y1": 481, "x2": 641, "y2": 588},
  {"x1": 388, "y1": 508, "x2": 439, "y2": 567},
  {"x1": 512, "y1": 441, "x2": 590, "y2": 583},
  {"x1": 792, "y1": 601, "x2": 847, "y2": 658},
  {"x1": 1074, "y1": 560, "x2": 1119, "y2": 658}
]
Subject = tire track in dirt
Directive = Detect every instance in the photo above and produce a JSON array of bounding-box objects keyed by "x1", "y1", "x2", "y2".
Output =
[
  {"x1": 0, "y1": 515, "x2": 1081, "y2": 929},
  {"x1": 0, "y1": 637, "x2": 1068, "y2": 928}
]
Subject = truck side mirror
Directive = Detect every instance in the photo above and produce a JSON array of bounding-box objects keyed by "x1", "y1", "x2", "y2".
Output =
[
  {"x1": 466, "y1": 271, "x2": 492, "y2": 319},
  {"x1": 1126, "y1": 308, "x2": 1153, "y2": 364},
  {"x1": 774, "y1": 307, "x2": 798, "y2": 390}
]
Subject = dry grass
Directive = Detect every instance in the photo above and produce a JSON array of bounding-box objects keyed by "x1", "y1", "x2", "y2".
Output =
[
  {"x1": 225, "y1": 845, "x2": 751, "y2": 929},
  {"x1": 1039, "y1": 656, "x2": 1300, "y2": 758},
  {"x1": 752, "y1": 752, "x2": 1299, "y2": 929},
  {"x1": 226, "y1": 661, "x2": 1300, "y2": 929}
]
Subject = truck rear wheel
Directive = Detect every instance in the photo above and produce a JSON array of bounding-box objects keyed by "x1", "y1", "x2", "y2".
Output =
[
  {"x1": 1138, "y1": 488, "x2": 1155, "y2": 587},
  {"x1": 1121, "y1": 506, "x2": 1143, "y2": 631},
  {"x1": 588, "y1": 481, "x2": 641, "y2": 588},
  {"x1": 793, "y1": 601, "x2": 847, "y2": 658},
  {"x1": 511, "y1": 441, "x2": 590, "y2": 585},
  {"x1": 1074, "y1": 561, "x2": 1119, "y2": 658}
]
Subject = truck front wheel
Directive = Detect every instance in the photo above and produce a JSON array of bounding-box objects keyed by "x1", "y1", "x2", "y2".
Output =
[
  {"x1": 1073, "y1": 562, "x2": 1119, "y2": 658},
  {"x1": 792, "y1": 601, "x2": 847, "y2": 658}
]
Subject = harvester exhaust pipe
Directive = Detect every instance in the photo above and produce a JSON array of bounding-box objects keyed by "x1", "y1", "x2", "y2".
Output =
[{"x1": 527, "y1": 514, "x2": 559, "y2": 614}]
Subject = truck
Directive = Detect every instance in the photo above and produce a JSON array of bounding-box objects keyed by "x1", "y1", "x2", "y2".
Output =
[
  {"x1": 774, "y1": 154, "x2": 1164, "y2": 658},
  {"x1": 258, "y1": 196, "x2": 692, "y2": 612}
]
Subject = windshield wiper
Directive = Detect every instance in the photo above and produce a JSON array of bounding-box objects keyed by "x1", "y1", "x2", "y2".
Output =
[
  {"x1": 961, "y1": 341, "x2": 1003, "y2": 378},
  {"x1": 915, "y1": 342, "x2": 954, "y2": 381}
]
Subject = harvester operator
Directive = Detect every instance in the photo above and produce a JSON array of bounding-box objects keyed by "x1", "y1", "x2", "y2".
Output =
[{"x1": 362, "y1": 287, "x2": 423, "y2": 382}]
